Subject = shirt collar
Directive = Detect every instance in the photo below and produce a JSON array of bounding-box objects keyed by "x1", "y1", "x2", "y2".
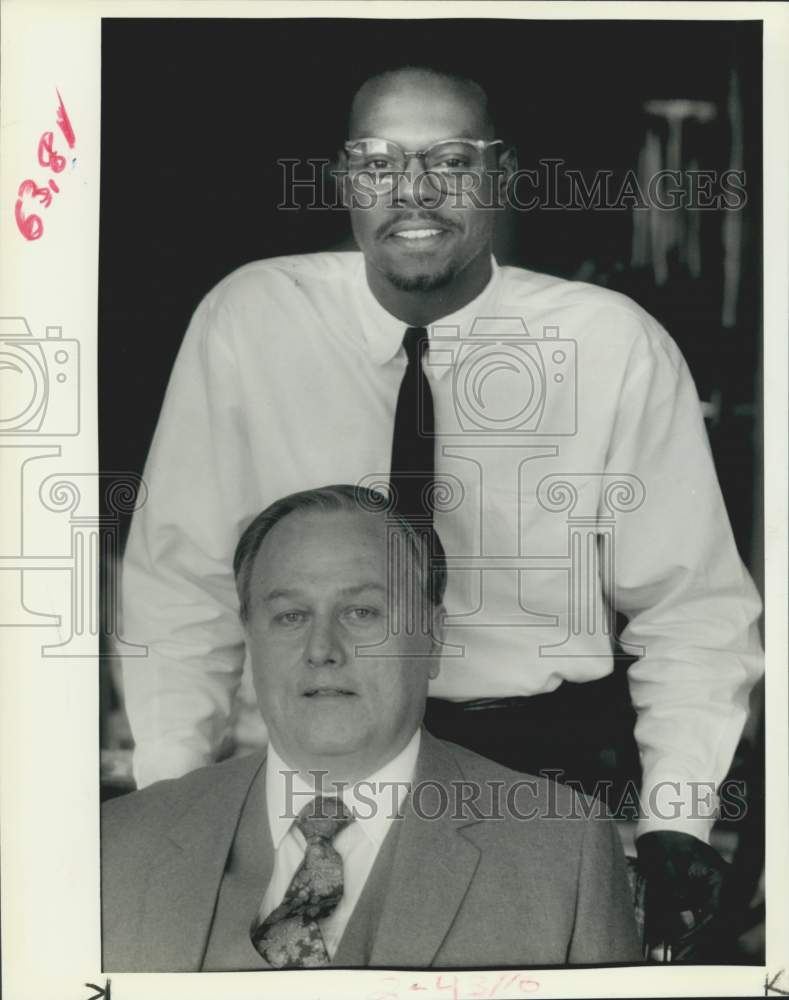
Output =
[
  {"x1": 355, "y1": 253, "x2": 501, "y2": 377},
  {"x1": 266, "y1": 728, "x2": 421, "y2": 850}
]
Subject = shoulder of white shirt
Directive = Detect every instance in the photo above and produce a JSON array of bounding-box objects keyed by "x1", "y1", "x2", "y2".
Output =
[{"x1": 200, "y1": 249, "x2": 673, "y2": 354}]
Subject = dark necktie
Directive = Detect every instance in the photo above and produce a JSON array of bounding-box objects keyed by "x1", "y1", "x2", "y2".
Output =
[
  {"x1": 390, "y1": 326, "x2": 435, "y2": 521},
  {"x1": 251, "y1": 795, "x2": 353, "y2": 969}
]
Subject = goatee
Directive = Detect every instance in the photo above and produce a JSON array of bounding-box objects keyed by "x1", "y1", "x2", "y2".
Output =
[{"x1": 384, "y1": 262, "x2": 457, "y2": 292}]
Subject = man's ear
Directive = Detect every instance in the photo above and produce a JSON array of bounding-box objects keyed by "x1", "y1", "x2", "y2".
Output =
[
  {"x1": 428, "y1": 603, "x2": 446, "y2": 679},
  {"x1": 494, "y1": 145, "x2": 518, "y2": 205},
  {"x1": 499, "y1": 145, "x2": 518, "y2": 177}
]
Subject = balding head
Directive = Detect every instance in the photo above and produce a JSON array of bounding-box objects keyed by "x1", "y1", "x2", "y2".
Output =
[{"x1": 349, "y1": 66, "x2": 494, "y2": 140}]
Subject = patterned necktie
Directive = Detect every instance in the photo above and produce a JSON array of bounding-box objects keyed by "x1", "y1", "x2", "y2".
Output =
[
  {"x1": 251, "y1": 795, "x2": 353, "y2": 969},
  {"x1": 390, "y1": 326, "x2": 435, "y2": 521}
]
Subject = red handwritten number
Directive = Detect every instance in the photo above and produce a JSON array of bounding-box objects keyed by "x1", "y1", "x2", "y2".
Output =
[
  {"x1": 38, "y1": 131, "x2": 66, "y2": 173},
  {"x1": 56, "y1": 89, "x2": 76, "y2": 148},
  {"x1": 435, "y1": 975, "x2": 459, "y2": 1000},
  {"x1": 14, "y1": 90, "x2": 75, "y2": 241},
  {"x1": 489, "y1": 974, "x2": 521, "y2": 997},
  {"x1": 14, "y1": 196, "x2": 43, "y2": 241},
  {"x1": 18, "y1": 178, "x2": 53, "y2": 208},
  {"x1": 464, "y1": 974, "x2": 492, "y2": 998}
]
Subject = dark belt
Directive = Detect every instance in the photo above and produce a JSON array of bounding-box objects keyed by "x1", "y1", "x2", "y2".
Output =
[
  {"x1": 443, "y1": 696, "x2": 543, "y2": 712},
  {"x1": 427, "y1": 673, "x2": 621, "y2": 719}
]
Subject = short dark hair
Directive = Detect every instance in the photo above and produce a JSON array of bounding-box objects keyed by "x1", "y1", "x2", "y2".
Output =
[
  {"x1": 345, "y1": 60, "x2": 510, "y2": 147},
  {"x1": 348, "y1": 64, "x2": 497, "y2": 137},
  {"x1": 233, "y1": 484, "x2": 447, "y2": 623}
]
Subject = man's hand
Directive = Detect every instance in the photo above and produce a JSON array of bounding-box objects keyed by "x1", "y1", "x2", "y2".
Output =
[{"x1": 636, "y1": 830, "x2": 728, "y2": 959}]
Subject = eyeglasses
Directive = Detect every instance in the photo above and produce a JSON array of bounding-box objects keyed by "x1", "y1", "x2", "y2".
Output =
[{"x1": 343, "y1": 137, "x2": 503, "y2": 190}]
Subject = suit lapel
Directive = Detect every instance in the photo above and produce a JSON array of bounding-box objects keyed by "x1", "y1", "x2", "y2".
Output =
[
  {"x1": 369, "y1": 731, "x2": 482, "y2": 968},
  {"x1": 138, "y1": 752, "x2": 268, "y2": 971}
]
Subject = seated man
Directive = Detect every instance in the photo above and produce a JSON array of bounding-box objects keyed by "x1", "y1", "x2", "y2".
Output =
[{"x1": 102, "y1": 485, "x2": 641, "y2": 971}]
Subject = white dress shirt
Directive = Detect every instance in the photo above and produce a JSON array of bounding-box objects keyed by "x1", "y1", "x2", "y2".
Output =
[
  {"x1": 259, "y1": 731, "x2": 420, "y2": 958},
  {"x1": 121, "y1": 251, "x2": 763, "y2": 840}
]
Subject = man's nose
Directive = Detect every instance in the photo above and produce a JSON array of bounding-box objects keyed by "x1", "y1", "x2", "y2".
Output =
[
  {"x1": 305, "y1": 616, "x2": 345, "y2": 668},
  {"x1": 393, "y1": 155, "x2": 441, "y2": 208}
]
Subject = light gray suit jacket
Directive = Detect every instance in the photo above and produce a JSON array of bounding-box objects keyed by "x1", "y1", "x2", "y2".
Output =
[{"x1": 101, "y1": 730, "x2": 641, "y2": 970}]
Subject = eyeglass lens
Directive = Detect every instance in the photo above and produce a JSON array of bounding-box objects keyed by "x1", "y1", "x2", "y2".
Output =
[{"x1": 346, "y1": 139, "x2": 488, "y2": 187}]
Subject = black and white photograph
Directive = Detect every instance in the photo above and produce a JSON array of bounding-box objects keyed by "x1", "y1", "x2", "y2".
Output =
[{"x1": 1, "y1": 4, "x2": 787, "y2": 999}]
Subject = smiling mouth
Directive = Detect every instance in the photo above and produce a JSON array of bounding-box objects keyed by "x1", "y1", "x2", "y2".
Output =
[{"x1": 390, "y1": 228, "x2": 446, "y2": 241}]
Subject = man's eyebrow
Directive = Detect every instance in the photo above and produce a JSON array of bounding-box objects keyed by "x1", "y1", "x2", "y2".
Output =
[
  {"x1": 263, "y1": 582, "x2": 386, "y2": 602},
  {"x1": 263, "y1": 588, "x2": 301, "y2": 603},
  {"x1": 352, "y1": 130, "x2": 480, "y2": 144},
  {"x1": 338, "y1": 583, "x2": 386, "y2": 597}
]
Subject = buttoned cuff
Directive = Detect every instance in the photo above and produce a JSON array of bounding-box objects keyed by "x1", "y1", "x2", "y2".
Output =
[{"x1": 635, "y1": 774, "x2": 719, "y2": 844}]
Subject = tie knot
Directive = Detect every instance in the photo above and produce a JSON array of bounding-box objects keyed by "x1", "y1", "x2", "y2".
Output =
[
  {"x1": 295, "y1": 795, "x2": 353, "y2": 842},
  {"x1": 403, "y1": 326, "x2": 428, "y2": 363}
]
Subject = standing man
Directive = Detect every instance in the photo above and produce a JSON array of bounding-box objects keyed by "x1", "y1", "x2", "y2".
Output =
[{"x1": 120, "y1": 66, "x2": 763, "y2": 949}]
